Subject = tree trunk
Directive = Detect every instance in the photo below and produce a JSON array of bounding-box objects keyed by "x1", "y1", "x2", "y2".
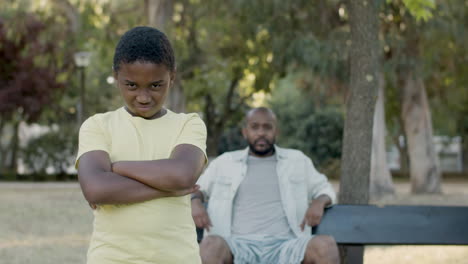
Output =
[
  {"x1": 401, "y1": 72, "x2": 441, "y2": 193},
  {"x1": 370, "y1": 74, "x2": 395, "y2": 198},
  {"x1": 460, "y1": 114, "x2": 468, "y2": 172},
  {"x1": 4, "y1": 121, "x2": 20, "y2": 176},
  {"x1": 206, "y1": 127, "x2": 221, "y2": 157},
  {"x1": 51, "y1": 0, "x2": 80, "y2": 33},
  {"x1": 340, "y1": 0, "x2": 380, "y2": 263},
  {"x1": 463, "y1": 134, "x2": 468, "y2": 173},
  {"x1": 167, "y1": 76, "x2": 186, "y2": 113},
  {"x1": 146, "y1": 0, "x2": 186, "y2": 113},
  {"x1": 0, "y1": 117, "x2": 6, "y2": 173},
  {"x1": 396, "y1": 117, "x2": 410, "y2": 175},
  {"x1": 147, "y1": 0, "x2": 173, "y2": 31},
  {"x1": 204, "y1": 94, "x2": 222, "y2": 157}
]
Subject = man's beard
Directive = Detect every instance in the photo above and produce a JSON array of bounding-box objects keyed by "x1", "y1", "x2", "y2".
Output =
[{"x1": 248, "y1": 138, "x2": 275, "y2": 156}]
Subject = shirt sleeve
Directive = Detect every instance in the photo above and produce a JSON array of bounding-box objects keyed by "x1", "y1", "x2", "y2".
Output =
[
  {"x1": 174, "y1": 113, "x2": 207, "y2": 160},
  {"x1": 305, "y1": 156, "x2": 337, "y2": 205},
  {"x1": 196, "y1": 157, "x2": 218, "y2": 200},
  {"x1": 75, "y1": 116, "x2": 111, "y2": 167}
]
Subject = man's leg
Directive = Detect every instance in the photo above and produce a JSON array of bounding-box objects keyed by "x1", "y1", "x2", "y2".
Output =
[
  {"x1": 302, "y1": 235, "x2": 340, "y2": 264},
  {"x1": 199, "y1": 235, "x2": 233, "y2": 264}
]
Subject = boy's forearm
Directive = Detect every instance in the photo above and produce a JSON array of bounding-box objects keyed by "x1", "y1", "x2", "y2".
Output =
[
  {"x1": 80, "y1": 170, "x2": 169, "y2": 204},
  {"x1": 112, "y1": 159, "x2": 196, "y2": 191}
]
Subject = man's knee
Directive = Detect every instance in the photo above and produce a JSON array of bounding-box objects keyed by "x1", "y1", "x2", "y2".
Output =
[
  {"x1": 199, "y1": 235, "x2": 233, "y2": 264},
  {"x1": 200, "y1": 235, "x2": 227, "y2": 250},
  {"x1": 309, "y1": 235, "x2": 337, "y2": 252},
  {"x1": 305, "y1": 235, "x2": 340, "y2": 264}
]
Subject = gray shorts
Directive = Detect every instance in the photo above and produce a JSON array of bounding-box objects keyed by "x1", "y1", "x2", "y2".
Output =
[{"x1": 224, "y1": 234, "x2": 312, "y2": 264}]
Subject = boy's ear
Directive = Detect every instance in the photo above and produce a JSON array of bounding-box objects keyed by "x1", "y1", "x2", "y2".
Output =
[
  {"x1": 170, "y1": 71, "x2": 176, "y2": 84},
  {"x1": 241, "y1": 127, "x2": 247, "y2": 139},
  {"x1": 113, "y1": 69, "x2": 118, "y2": 83}
]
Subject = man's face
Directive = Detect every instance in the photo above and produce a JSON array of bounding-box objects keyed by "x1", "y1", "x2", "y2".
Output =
[
  {"x1": 242, "y1": 110, "x2": 278, "y2": 157},
  {"x1": 114, "y1": 61, "x2": 174, "y2": 119}
]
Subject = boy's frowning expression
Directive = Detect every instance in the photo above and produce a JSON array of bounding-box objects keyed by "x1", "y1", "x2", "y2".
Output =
[{"x1": 114, "y1": 61, "x2": 174, "y2": 119}]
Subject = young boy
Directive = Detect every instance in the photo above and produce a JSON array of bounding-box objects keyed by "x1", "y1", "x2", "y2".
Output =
[{"x1": 76, "y1": 26, "x2": 206, "y2": 264}]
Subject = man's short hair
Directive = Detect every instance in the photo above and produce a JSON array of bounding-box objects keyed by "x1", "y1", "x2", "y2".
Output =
[
  {"x1": 113, "y1": 26, "x2": 175, "y2": 72},
  {"x1": 242, "y1": 107, "x2": 277, "y2": 127}
]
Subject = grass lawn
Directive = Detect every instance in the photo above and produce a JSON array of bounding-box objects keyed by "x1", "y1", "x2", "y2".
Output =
[
  {"x1": 0, "y1": 183, "x2": 92, "y2": 264},
  {"x1": 0, "y1": 181, "x2": 467, "y2": 264}
]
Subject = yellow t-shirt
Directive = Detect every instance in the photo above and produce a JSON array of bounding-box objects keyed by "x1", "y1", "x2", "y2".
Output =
[{"x1": 76, "y1": 107, "x2": 206, "y2": 264}]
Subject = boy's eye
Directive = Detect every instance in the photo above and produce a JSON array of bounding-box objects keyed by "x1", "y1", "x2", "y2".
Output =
[
  {"x1": 151, "y1": 83, "x2": 162, "y2": 90},
  {"x1": 126, "y1": 83, "x2": 137, "y2": 89}
]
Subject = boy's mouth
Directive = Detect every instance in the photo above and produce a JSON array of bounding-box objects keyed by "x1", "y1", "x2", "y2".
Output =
[{"x1": 135, "y1": 104, "x2": 153, "y2": 111}]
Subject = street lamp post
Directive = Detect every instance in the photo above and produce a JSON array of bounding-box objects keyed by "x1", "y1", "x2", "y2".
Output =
[{"x1": 74, "y1": 51, "x2": 91, "y2": 125}]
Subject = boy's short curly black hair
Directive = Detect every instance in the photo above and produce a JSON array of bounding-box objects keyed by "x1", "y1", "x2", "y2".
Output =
[{"x1": 113, "y1": 26, "x2": 175, "y2": 72}]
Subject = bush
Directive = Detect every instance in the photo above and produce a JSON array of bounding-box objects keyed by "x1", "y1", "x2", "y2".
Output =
[
  {"x1": 269, "y1": 75, "x2": 344, "y2": 177},
  {"x1": 20, "y1": 124, "x2": 77, "y2": 178}
]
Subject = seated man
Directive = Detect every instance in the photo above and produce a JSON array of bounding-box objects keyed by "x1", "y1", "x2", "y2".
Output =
[{"x1": 191, "y1": 107, "x2": 340, "y2": 264}]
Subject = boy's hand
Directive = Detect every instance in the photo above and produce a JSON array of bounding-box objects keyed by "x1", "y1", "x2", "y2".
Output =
[{"x1": 191, "y1": 199, "x2": 212, "y2": 231}]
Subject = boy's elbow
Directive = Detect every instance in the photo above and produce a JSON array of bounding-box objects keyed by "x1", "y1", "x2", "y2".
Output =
[
  {"x1": 176, "y1": 174, "x2": 197, "y2": 189},
  {"x1": 81, "y1": 184, "x2": 101, "y2": 204},
  {"x1": 175, "y1": 166, "x2": 200, "y2": 189},
  {"x1": 79, "y1": 177, "x2": 105, "y2": 204}
]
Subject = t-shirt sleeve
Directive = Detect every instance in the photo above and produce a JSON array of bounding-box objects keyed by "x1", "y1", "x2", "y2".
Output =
[
  {"x1": 174, "y1": 114, "x2": 207, "y2": 159},
  {"x1": 75, "y1": 116, "x2": 111, "y2": 167}
]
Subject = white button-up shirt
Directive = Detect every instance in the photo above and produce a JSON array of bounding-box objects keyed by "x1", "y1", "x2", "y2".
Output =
[{"x1": 197, "y1": 146, "x2": 336, "y2": 238}]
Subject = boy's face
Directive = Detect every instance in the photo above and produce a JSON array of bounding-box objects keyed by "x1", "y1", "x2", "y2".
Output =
[{"x1": 114, "y1": 61, "x2": 174, "y2": 119}]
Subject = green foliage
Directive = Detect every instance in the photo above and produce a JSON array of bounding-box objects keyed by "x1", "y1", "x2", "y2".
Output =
[
  {"x1": 269, "y1": 74, "x2": 344, "y2": 176},
  {"x1": 401, "y1": 0, "x2": 435, "y2": 21},
  {"x1": 1, "y1": 0, "x2": 467, "y2": 178},
  {"x1": 20, "y1": 124, "x2": 77, "y2": 176},
  {"x1": 217, "y1": 126, "x2": 247, "y2": 155}
]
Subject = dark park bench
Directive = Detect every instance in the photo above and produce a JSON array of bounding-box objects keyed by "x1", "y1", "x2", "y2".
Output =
[
  {"x1": 313, "y1": 204, "x2": 468, "y2": 245},
  {"x1": 313, "y1": 204, "x2": 468, "y2": 263},
  {"x1": 197, "y1": 204, "x2": 468, "y2": 263}
]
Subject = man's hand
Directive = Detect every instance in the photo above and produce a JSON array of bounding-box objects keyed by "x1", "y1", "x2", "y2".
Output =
[
  {"x1": 191, "y1": 199, "x2": 212, "y2": 231},
  {"x1": 300, "y1": 194, "x2": 332, "y2": 231}
]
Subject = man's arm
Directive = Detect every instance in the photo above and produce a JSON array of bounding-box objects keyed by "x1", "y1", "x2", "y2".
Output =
[
  {"x1": 300, "y1": 194, "x2": 332, "y2": 231},
  {"x1": 78, "y1": 150, "x2": 197, "y2": 205},
  {"x1": 191, "y1": 191, "x2": 213, "y2": 231},
  {"x1": 112, "y1": 144, "x2": 206, "y2": 191}
]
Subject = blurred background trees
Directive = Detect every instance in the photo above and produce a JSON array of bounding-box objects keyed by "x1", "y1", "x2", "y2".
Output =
[{"x1": 0, "y1": 0, "x2": 466, "y2": 196}]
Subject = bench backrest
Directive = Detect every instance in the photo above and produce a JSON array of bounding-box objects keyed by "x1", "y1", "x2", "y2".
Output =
[{"x1": 313, "y1": 204, "x2": 468, "y2": 245}]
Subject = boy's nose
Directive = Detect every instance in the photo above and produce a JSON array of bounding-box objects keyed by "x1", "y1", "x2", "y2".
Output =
[{"x1": 136, "y1": 94, "x2": 151, "y2": 103}]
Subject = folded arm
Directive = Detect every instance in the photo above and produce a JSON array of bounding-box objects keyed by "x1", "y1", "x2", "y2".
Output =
[
  {"x1": 77, "y1": 150, "x2": 197, "y2": 205},
  {"x1": 112, "y1": 144, "x2": 206, "y2": 191}
]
